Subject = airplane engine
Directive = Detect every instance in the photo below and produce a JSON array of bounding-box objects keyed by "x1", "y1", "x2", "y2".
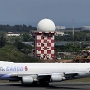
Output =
[
  {"x1": 51, "y1": 74, "x2": 65, "y2": 82},
  {"x1": 22, "y1": 76, "x2": 33, "y2": 84}
]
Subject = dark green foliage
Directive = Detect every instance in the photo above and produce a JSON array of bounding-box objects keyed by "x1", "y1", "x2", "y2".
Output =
[
  {"x1": 0, "y1": 35, "x2": 6, "y2": 48},
  {"x1": 0, "y1": 43, "x2": 43, "y2": 63},
  {"x1": 55, "y1": 43, "x2": 83, "y2": 52},
  {"x1": 14, "y1": 39, "x2": 33, "y2": 54},
  {"x1": 14, "y1": 38, "x2": 25, "y2": 50},
  {"x1": 0, "y1": 24, "x2": 36, "y2": 32},
  {"x1": 22, "y1": 33, "x2": 34, "y2": 42},
  {"x1": 55, "y1": 30, "x2": 90, "y2": 41}
]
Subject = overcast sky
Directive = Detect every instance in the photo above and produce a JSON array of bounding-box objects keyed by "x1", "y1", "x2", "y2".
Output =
[{"x1": 0, "y1": 0, "x2": 90, "y2": 27}]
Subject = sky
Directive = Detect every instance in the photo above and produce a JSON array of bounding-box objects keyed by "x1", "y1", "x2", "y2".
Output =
[{"x1": 0, "y1": 0, "x2": 90, "y2": 27}]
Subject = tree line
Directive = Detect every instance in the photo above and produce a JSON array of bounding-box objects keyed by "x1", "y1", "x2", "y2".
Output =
[
  {"x1": 0, "y1": 24, "x2": 36, "y2": 32},
  {"x1": 55, "y1": 30, "x2": 90, "y2": 41},
  {"x1": 0, "y1": 24, "x2": 90, "y2": 41}
]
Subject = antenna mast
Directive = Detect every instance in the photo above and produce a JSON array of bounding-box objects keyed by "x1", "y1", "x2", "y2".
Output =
[
  {"x1": 72, "y1": 19, "x2": 74, "y2": 41},
  {"x1": 72, "y1": 19, "x2": 74, "y2": 36}
]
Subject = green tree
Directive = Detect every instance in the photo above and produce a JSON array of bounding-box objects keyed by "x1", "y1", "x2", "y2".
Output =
[
  {"x1": 22, "y1": 33, "x2": 33, "y2": 42},
  {"x1": 14, "y1": 38, "x2": 33, "y2": 54},
  {"x1": 55, "y1": 43, "x2": 83, "y2": 52},
  {"x1": 0, "y1": 35, "x2": 6, "y2": 48}
]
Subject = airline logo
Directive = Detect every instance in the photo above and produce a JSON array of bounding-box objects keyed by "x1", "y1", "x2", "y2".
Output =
[{"x1": 25, "y1": 66, "x2": 28, "y2": 71}]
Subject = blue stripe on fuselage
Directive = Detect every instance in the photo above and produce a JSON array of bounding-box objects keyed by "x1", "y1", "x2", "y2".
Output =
[
  {"x1": 0, "y1": 74, "x2": 19, "y2": 80},
  {"x1": 0, "y1": 74, "x2": 10, "y2": 79}
]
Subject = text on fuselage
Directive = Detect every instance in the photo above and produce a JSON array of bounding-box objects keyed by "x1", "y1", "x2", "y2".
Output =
[
  {"x1": 6, "y1": 66, "x2": 23, "y2": 71},
  {"x1": 0, "y1": 66, "x2": 28, "y2": 71}
]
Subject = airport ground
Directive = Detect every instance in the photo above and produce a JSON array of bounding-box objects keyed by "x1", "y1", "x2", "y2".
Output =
[
  {"x1": 1, "y1": 77, "x2": 90, "y2": 90},
  {"x1": 0, "y1": 82, "x2": 90, "y2": 90}
]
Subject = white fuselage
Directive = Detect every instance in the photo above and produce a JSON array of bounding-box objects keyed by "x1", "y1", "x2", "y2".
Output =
[{"x1": 0, "y1": 63, "x2": 90, "y2": 76}]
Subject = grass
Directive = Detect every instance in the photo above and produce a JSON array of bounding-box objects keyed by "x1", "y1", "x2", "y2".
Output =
[
  {"x1": 63, "y1": 76, "x2": 90, "y2": 82},
  {"x1": 0, "y1": 80, "x2": 21, "y2": 83}
]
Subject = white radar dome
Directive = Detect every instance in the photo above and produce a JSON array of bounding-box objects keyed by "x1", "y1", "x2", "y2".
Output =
[{"x1": 37, "y1": 18, "x2": 55, "y2": 32}]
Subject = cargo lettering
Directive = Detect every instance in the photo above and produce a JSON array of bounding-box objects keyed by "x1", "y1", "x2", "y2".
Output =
[{"x1": 6, "y1": 66, "x2": 23, "y2": 71}]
